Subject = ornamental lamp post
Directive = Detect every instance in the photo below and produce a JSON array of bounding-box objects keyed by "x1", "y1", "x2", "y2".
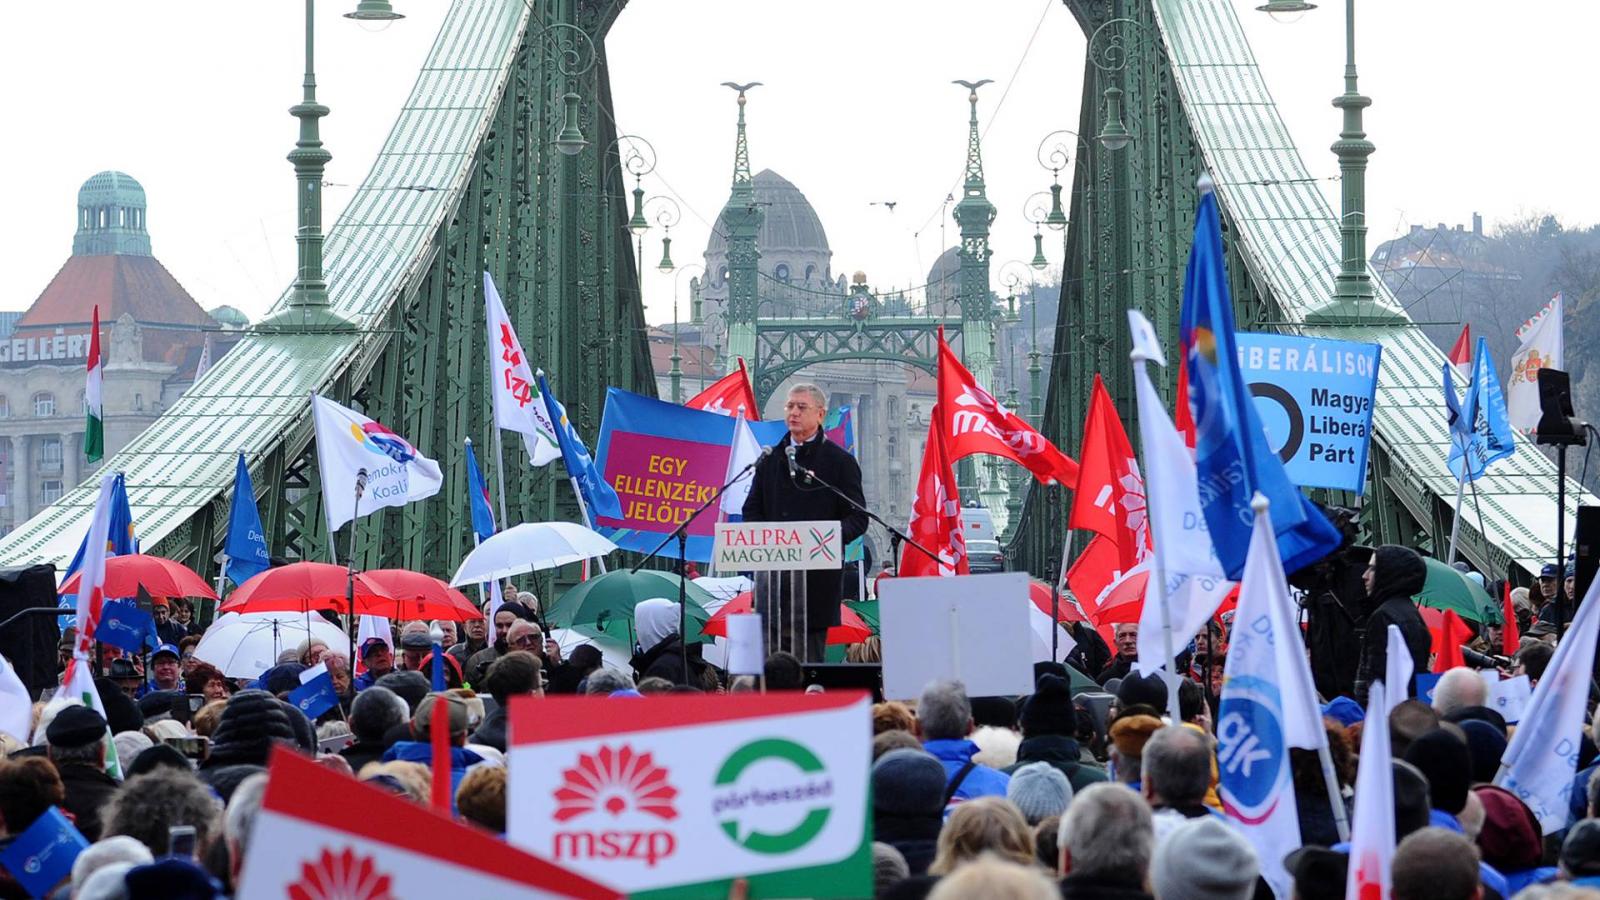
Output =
[
  {"x1": 259, "y1": 0, "x2": 404, "y2": 333},
  {"x1": 1257, "y1": 0, "x2": 1401, "y2": 323}
]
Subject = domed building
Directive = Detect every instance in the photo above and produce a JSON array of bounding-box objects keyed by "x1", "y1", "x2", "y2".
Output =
[
  {"x1": 0, "y1": 172, "x2": 237, "y2": 534},
  {"x1": 691, "y1": 170, "x2": 846, "y2": 328}
]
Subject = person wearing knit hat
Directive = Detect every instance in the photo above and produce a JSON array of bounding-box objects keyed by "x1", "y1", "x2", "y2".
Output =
[
  {"x1": 1150, "y1": 816, "x2": 1259, "y2": 900},
  {"x1": 1114, "y1": 670, "x2": 1168, "y2": 717},
  {"x1": 1560, "y1": 818, "x2": 1600, "y2": 888},
  {"x1": 1403, "y1": 729, "x2": 1471, "y2": 828},
  {"x1": 201, "y1": 689, "x2": 297, "y2": 771},
  {"x1": 1005, "y1": 674, "x2": 1108, "y2": 792},
  {"x1": 1455, "y1": 720, "x2": 1507, "y2": 785},
  {"x1": 872, "y1": 749, "x2": 947, "y2": 876},
  {"x1": 1107, "y1": 714, "x2": 1162, "y2": 789},
  {"x1": 1472, "y1": 784, "x2": 1557, "y2": 894},
  {"x1": 378, "y1": 693, "x2": 485, "y2": 814},
  {"x1": 1006, "y1": 762, "x2": 1073, "y2": 825}
]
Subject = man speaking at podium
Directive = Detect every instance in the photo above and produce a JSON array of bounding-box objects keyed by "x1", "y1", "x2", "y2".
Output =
[{"x1": 742, "y1": 383, "x2": 868, "y2": 662}]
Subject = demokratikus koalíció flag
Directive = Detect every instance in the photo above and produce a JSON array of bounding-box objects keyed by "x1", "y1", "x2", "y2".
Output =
[
  {"x1": 311, "y1": 395, "x2": 443, "y2": 536},
  {"x1": 1216, "y1": 493, "x2": 1327, "y2": 898}
]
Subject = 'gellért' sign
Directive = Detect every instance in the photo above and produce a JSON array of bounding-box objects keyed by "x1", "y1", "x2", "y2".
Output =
[
  {"x1": 712, "y1": 521, "x2": 842, "y2": 572},
  {"x1": 1234, "y1": 332, "x2": 1383, "y2": 493}
]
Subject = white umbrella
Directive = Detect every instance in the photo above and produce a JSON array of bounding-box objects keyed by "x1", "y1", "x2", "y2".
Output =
[
  {"x1": 548, "y1": 627, "x2": 632, "y2": 673},
  {"x1": 193, "y1": 612, "x2": 350, "y2": 679},
  {"x1": 692, "y1": 575, "x2": 752, "y2": 606},
  {"x1": 449, "y1": 522, "x2": 617, "y2": 587}
]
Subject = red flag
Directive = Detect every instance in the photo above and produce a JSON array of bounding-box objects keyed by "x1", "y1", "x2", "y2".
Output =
[
  {"x1": 901, "y1": 418, "x2": 968, "y2": 577},
  {"x1": 937, "y1": 332, "x2": 1078, "y2": 488},
  {"x1": 430, "y1": 695, "x2": 452, "y2": 813},
  {"x1": 1174, "y1": 353, "x2": 1196, "y2": 449},
  {"x1": 1065, "y1": 375, "x2": 1148, "y2": 622},
  {"x1": 1501, "y1": 581, "x2": 1520, "y2": 655},
  {"x1": 685, "y1": 357, "x2": 760, "y2": 419},
  {"x1": 1448, "y1": 324, "x2": 1472, "y2": 376},
  {"x1": 1430, "y1": 608, "x2": 1472, "y2": 673}
]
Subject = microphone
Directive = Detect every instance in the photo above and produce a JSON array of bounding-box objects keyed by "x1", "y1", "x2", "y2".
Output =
[
  {"x1": 785, "y1": 444, "x2": 798, "y2": 480},
  {"x1": 757, "y1": 445, "x2": 774, "y2": 461}
]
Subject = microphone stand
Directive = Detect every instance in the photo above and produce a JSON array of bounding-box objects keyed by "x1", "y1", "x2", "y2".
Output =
[
  {"x1": 345, "y1": 469, "x2": 367, "y2": 670},
  {"x1": 631, "y1": 449, "x2": 770, "y2": 685},
  {"x1": 790, "y1": 459, "x2": 938, "y2": 571}
]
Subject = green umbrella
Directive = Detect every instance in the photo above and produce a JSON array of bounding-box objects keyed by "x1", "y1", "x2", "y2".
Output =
[
  {"x1": 1416, "y1": 557, "x2": 1498, "y2": 625},
  {"x1": 548, "y1": 569, "x2": 714, "y2": 645},
  {"x1": 1064, "y1": 663, "x2": 1099, "y2": 696},
  {"x1": 844, "y1": 600, "x2": 880, "y2": 633}
]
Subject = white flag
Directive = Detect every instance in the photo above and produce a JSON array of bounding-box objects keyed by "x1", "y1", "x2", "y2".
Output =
[
  {"x1": 194, "y1": 335, "x2": 213, "y2": 384},
  {"x1": 1496, "y1": 571, "x2": 1600, "y2": 833},
  {"x1": 1383, "y1": 624, "x2": 1414, "y2": 717},
  {"x1": 311, "y1": 395, "x2": 443, "y2": 535},
  {"x1": 1127, "y1": 310, "x2": 1234, "y2": 676},
  {"x1": 719, "y1": 418, "x2": 763, "y2": 516},
  {"x1": 0, "y1": 656, "x2": 32, "y2": 745},
  {"x1": 1345, "y1": 681, "x2": 1394, "y2": 900},
  {"x1": 1507, "y1": 293, "x2": 1564, "y2": 433},
  {"x1": 1216, "y1": 493, "x2": 1325, "y2": 899},
  {"x1": 484, "y1": 272, "x2": 561, "y2": 466}
]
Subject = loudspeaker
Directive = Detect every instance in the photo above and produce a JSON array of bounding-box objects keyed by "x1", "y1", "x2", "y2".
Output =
[
  {"x1": 1577, "y1": 506, "x2": 1600, "y2": 605},
  {"x1": 0, "y1": 564, "x2": 61, "y2": 700},
  {"x1": 1536, "y1": 368, "x2": 1584, "y2": 445},
  {"x1": 802, "y1": 663, "x2": 882, "y2": 702}
]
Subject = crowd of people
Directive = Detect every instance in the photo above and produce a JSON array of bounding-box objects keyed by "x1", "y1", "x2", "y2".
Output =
[{"x1": 1, "y1": 543, "x2": 1597, "y2": 900}]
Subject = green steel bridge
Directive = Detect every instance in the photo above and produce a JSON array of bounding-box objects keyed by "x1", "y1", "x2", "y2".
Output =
[{"x1": 0, "y1": 0, "x2": 1586, "y2": 593}]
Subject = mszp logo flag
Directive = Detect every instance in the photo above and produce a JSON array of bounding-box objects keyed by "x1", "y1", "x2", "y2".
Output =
[
  {"x1": 239, "y1": 748, "x2": 620, "y2": 900},
  {"x1": 486, "y1": 271, "x2": 561, "y2": 465},
  {"x1": 311, "y1": 395, "x2": 443, "y2": 535},
  {"x1": 508, "y1": 693, "x2": 871, "y2": 898}
]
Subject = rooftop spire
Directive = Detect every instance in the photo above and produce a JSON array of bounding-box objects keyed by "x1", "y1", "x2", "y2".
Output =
[
  {"x1": 953, "y1": 79, "x2": 994, "y2": 197},
  {"x1": 721, "y1": 82, "x2": 762, "y2": 201}
]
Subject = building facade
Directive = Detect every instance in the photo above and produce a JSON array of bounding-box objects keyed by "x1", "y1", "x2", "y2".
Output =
[{"x1": 0, "y1": 172, "x2": 243, "y2": 534}]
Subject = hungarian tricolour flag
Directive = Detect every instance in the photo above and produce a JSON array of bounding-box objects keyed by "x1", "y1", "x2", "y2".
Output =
[{"x1": 84, "y1": 305, "x2": 103, "y2": 463}]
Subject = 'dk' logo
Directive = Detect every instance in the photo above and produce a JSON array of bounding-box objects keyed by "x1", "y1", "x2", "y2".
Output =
[
  {"x1": 551, "y1": 745, "x2": 679, "y2": 867},
  {"x1": 1216, "y1": 675, "x2": 1287, "y2": 825}
]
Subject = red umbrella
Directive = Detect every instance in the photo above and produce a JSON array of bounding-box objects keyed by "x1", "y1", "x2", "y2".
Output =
[
  {"x1": 1028, "y1": 578, "x2": 1090, "y2": 624},
  {"x1": 702, "y1": 592, "x2": 873, "y2": 645},
  {"x1": 59, "y1": 554, "x2": 218, "y2": 600},
  {"x1": 361, "y1": 569, "x2": 482, "y2": 623},
  {"x1": 218, "y1": 561, "x2": 393, "y2": 616}
]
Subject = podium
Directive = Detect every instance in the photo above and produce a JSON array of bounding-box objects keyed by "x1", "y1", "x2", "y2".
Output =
[{"x1": 712, "y1": 520, "x2": 842, "y2": 661}]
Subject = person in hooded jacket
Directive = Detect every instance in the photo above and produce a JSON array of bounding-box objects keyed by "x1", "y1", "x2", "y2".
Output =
[
  {"x1": 1002, "y1": 674, "x2": 1107, "y2": 792},
  {"x1": 630, "y1": 598, "x2": 711, "y2": 688},
  {"x1": 1353, "y1": 545, "x2": 1431, "y2": 706}
]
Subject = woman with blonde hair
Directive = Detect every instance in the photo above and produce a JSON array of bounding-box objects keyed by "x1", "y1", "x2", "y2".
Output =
[{"x1": 927, "y1": 796, "x2": 1036, "y2": 875}]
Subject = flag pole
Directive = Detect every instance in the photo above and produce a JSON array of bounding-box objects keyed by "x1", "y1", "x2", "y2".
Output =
[
  {"x1": 1446, "y1": 468, "x2": 1467, "y2": 564},
  {"x1": 1135, "y1": 359, "x2": 1183, "y2": 724},
  {"x1": 567, "y1": 477, "x2": 608, "y2": 574}
]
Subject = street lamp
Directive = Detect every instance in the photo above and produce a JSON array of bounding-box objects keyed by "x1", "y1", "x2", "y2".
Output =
[
  {"x1": 1023, "y1": 192, "x2": 1054, "y2": 271},
  {"x1": 645, "y1": 197, "x2": 681, "y2": 274},
  {"x1": 260, "y1": 0, "x2": 403, "y2": 332},
  {"x1": 1256, "y1": 0, "x2": 1317, "y2": 22},
  {"x1": 1088, "y1": 19, "x2": 1147, "y2": 151},
  {"x1": 669, "y1": 264, "x2": 704, "y2": 404},
  {"x1": 1257, "y1": 0, "x2": 1395, "y2": 322}
]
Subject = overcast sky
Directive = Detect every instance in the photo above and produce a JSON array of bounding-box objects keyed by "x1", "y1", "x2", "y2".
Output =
[{"x1": 5, "y1": 1, "x2": 1596, "y2": 329}]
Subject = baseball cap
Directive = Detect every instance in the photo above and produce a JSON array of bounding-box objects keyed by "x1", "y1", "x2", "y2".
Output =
[
  {"x1": 151, "y1": 643, "x2": 181, "y2": 661},
  {"x1": 1541, "y1": 563, "x2": 1561, "y2": 578},
  {"x1": 359, "y1": 637, "x2": 391, "y2": 659}
]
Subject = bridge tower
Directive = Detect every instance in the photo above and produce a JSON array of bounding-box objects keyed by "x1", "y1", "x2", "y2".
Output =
[{"x1": 721, "y1": 83, "x2": 764, "y2": 369}]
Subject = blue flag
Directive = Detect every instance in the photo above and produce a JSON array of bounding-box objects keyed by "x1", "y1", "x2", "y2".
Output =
[
  {"x1": 1178, "y1": 188, "x2": 1340, "y2": 579},
  {"x1": 431, "y1": 641, "x2": 446, "y2": 691},
  {"x1": 96, "y1": 600, "x2": 158, "y2": 654},
  {"x1": 538, "y1": 371, "x2": 623, "y2": 523},
  {"x1": 287, "y1": 669, "x2": 339, "y2": 719},
  {"x1": 0, "y1": 806, "x2": 87, "y2": 897},
  {"x1": 224, "y1": 452, "x2": 271, "y2": 585},
  {"x1": 59, "y1": 472, "x2": 138, "y2": 624},
  {"x1": 1447, "y1": 337, "x2": 1516, "y2": 483},
  {"x1": 463, "y1": 439, "x2": 497, "y2": 541}
]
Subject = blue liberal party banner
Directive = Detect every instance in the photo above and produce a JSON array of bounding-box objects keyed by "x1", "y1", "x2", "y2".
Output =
[{"x1": 1234, "y1": 332, "x2": 1382, "y2": 493}]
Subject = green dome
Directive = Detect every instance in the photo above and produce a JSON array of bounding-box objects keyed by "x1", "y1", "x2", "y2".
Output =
[{"x1": 74, "y1": 170, "x2": 151, "y2": 257}]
